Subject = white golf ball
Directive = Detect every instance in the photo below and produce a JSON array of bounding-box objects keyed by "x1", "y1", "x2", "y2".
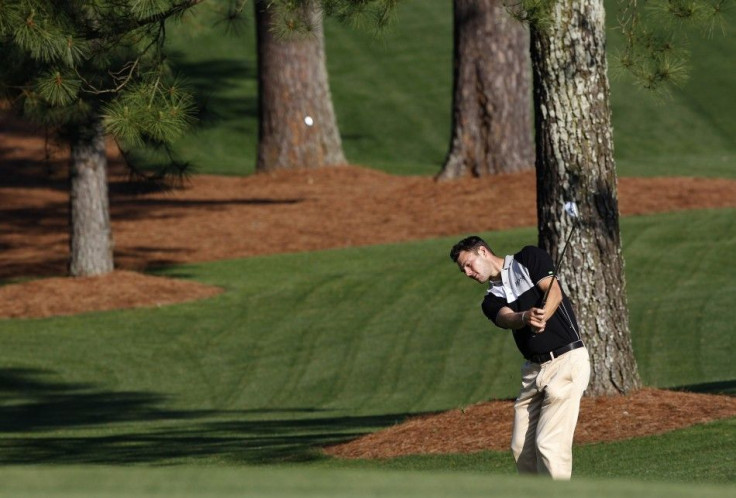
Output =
[{"x1": 304, "y1": 116, "x2": 314, "y2": 126}]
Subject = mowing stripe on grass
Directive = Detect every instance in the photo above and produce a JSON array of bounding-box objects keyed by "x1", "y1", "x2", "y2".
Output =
[{"x1": 0, "y1": 210, "x2": 733, "y2": 470}]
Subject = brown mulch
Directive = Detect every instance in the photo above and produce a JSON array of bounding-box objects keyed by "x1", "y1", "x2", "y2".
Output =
[
  {"x1": 3, "y1": 113, "x2": 736, "y2": 285},
  {"x1": 3, "y1": 151, "x2": 736, "y2": 283},
  {"x1": 324, "y1": 388, "x2": 736, "y2": 459},
  {"x1": 2, "y1": 114, "x2": 736, "y2": 458},
  {"x1": 0, "y1": 270, "x2": 223, "y2": 319}
]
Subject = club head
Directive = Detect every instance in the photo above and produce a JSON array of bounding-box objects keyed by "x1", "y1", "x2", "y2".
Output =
[{"x1": 564, "y1": 201, "x2": 579, "y2": 219}]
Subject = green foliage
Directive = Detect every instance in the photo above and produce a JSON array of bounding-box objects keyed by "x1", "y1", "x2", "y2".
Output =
[
  {"x1": 230, "y1": 0, "x2": 399, "y2": 40},
  {"x1": 507, "y1": 0, "x2": 557, "y2": 32},
  {"x1": 0, "y1": 0, "x2": 200, "y2": 171},
  {"x1": 130, "y1": 0, "x2": 173, "y2": 20},
  {"x1": 103, "y1": 77, "x2": 196, "y2": 148},
  {"x1": 616, "y1": 0, "x2": 732, "y2": 91},
  {"x1": 322, "y1": 0, "x2": 399, "y2": 30},
  {"x1": 34, "y1": 70, "x2": 82, "y2": 106}
]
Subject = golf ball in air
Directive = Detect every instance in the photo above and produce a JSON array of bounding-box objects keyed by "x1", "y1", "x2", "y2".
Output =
[{"x1": 304, "y1": 116, "x2": 314, "y2": 126}]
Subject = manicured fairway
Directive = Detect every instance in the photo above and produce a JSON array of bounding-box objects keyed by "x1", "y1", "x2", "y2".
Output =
[
  {"x1": 3, "y1": 0, "x2": 735, "y2": 495},
  {"x1": 0, "y1": 465, "x2": 734, "y2": 498},
  {"x1": 0, "y1": 210, "x2": 733, "y2": 478}
]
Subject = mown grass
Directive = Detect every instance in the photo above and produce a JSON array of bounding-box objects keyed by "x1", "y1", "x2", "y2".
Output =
[
  {"x1": 165, "y1": 0, "x2": 736, "y2": 177},
  {"x1": 0, "y1": 210, "x2": 734, "y2": 495},
  {"x1": 0, "y1": 464, "x2": 733, "y2": 498},
  {"x1": 3, "y1": 1, "x2": 735, "y2": 494}
]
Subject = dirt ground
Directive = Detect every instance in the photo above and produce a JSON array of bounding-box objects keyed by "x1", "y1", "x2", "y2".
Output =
[{"x1": 2, "y1": 114, "x2": 736, "y2": 458}]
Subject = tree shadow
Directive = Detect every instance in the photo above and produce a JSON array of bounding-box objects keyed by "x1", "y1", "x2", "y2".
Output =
[
  {"x1": 0, "y1": 115, "x2": 69, "y2": 191},
  {"x1": 0, "y1": 191, "x2": 305, "y2": 280},
  {"x1": 0, "y1": 368, "x2": 410, "y2": 465},
  {"x1": 0, "y1": 94, "x2": 299, "y2": 281},
  {"x1": 169, "y1": 57, "x2": 258, "y2": 132},
  {"x1": 671, "y1": 380, "x2": 736, "y2": 396}
]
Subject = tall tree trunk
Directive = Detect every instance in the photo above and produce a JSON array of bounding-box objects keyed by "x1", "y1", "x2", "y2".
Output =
[
  {"x1": 531, "y1": 0, "x2": 641, "y2": 395},
  {"x1": 437, "y1": 0, "x2": 533, "y2": 180},
  {"x1": 254, "y1": 0, "x2": 345, "y2": 172},
  {"x1": 68, "y1": 116, "x2": 114, "y2": 277}
]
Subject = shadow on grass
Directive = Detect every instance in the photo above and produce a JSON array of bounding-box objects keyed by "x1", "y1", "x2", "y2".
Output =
[
  {"x1": 169, "y1": 57, "x2": 257, "y2": 131},
  {"x1": 0, "y1": 368, "x2": 407, "y2": 465},
  {"x1": 672, "y1": 380, "x2": 736, "y2": 396},
  {"x1": 0, "y1": 191, "x2": 304, "y2": 280}
]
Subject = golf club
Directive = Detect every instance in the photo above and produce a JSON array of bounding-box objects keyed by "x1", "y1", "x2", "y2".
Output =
[{"x1": 541, "y1": 201, "x2": 580, "y2": 307}]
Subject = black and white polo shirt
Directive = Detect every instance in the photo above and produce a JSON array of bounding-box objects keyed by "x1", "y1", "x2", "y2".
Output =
[{"x1": 481, "y1": 245, "x2": 581, "y2": 359}]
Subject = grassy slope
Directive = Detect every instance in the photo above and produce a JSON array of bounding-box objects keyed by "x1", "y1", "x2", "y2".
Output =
[
  {"x1": 624, "y1": 210, "x2": 736, "y2": 389},
  {"x1": 0, "y1": 211, "x2": 733, "y2": 469},
  {"x1": 166, "y1": 0, "x2": 735, "y2": 177},
  {"x1": 3, "y1": 2, "x2": 735, "y2": 494}
]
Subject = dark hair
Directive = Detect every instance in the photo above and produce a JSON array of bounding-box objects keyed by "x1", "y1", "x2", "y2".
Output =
[{"x1": 450, "y1": 236, "x2": 492, "y2": 262}]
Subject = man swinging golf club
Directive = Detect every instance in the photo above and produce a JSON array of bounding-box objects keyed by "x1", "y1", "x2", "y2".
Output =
[{"x1": 449, "y1": 202, "x2": 590, "y2": 480}]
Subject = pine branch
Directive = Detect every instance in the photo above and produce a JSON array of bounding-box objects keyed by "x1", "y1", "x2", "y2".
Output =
[
  {"x1": 131, "y1": 0, "x2": 207, "y2": 28},
  {"x1": 77, "y1": 58, "x2": 141, "y2": 95},
  {"x1": 615, "y1": 0, "x2": 733, "y2": 91}
]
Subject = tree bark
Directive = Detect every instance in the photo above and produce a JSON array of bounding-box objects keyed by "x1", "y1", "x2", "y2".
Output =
[
  {"x1": 68, "y1": 116, "x2": 114, "y2": 277},
  {"x1": 531, "y1": 0, "x2": 641, "y2": 395},
  {"x1": 437, "y1": 0, "x2": 533, "y2": 180},
  {"x1": 254, "y1": 0, "x2": 346, "y2": 172}
]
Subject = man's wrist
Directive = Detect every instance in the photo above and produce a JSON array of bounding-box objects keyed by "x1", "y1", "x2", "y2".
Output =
[{"x1": 521, "y1": 311, "x2": 527, "y2": 326}]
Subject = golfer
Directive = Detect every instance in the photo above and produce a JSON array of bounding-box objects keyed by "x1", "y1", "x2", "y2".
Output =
[{"x1": 450, "y1": 236, "x2": 590, "y2": 480}]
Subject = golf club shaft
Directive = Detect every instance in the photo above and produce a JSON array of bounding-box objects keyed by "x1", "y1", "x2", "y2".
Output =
[{"x1": 541, "y1": 224, "x2": 576, "y2": 307}]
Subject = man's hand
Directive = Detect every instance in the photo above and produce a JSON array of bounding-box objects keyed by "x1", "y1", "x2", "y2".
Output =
[
  {"x1": 498, "y1": 306, "x2": 548, "y2": 332},
  {"x1": 525, "y1": 307, "x2": 547, "y2": 333}
]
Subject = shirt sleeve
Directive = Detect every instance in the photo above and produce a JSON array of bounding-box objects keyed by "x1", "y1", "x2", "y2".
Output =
[
  {"x1": 481, "y1": 293, "x2": 505, "y2": 326},
  {"x1": 516, "y1": 246, "x2": 555, "y2": 285}
]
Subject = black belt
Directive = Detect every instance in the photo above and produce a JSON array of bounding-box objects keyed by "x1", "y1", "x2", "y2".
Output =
[{"x1": 528, "y1": 340, "x2": 585, "y2": 364}]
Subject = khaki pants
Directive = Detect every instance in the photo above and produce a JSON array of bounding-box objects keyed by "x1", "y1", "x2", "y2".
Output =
[{"x1": 510, "y1": 347, "x2": 590, "y2": 480}]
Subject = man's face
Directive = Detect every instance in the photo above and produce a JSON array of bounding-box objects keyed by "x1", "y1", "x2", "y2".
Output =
[{"x1": 456, "y1": 248, "x2": 492, "y2": 283}]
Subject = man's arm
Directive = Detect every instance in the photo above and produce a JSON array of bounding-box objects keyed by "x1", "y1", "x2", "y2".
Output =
[
  {"x1": 537, "y1": 276, "x2": 563, "y2": 321},
  {"x1": 496, "y1": 306, "x2": 529, "y2": 330},
  {"x1": 496, "y1": 276, "x2": 564, "y2": 333}
]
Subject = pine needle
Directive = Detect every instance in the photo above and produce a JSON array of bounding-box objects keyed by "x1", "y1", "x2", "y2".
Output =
[{"x1": 35, "y1": 71, "x2": 81, "y2": 106}]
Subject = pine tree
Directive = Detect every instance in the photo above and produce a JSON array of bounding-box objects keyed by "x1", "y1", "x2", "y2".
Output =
[
  {"x1": 0, "y1": 1, "x2": 200, "y2": 276},
  {"x1": 516, "y1": 0, "x2": 730, "y2": 394},
  {"x1": 254, "y1": 0, "x2": 346, "y2": 172},
  {"x1": 224, "y1": 0, "x2": 398, "y2": 172},
  {"x1": 518, "y1": 0, "x2": 642, "y2": 395},
  {"x1": 437, "y1": 0, "x2": 533, "y2": 180}
]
